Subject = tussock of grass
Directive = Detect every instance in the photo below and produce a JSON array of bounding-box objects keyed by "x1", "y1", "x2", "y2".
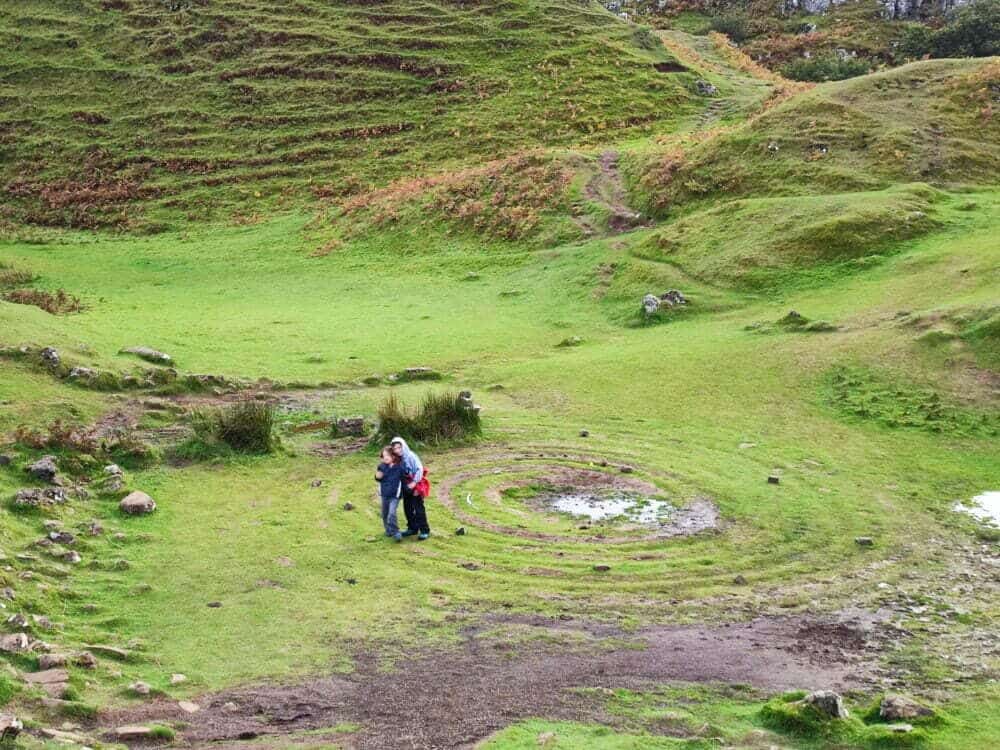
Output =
[
  {"x1": 374, "y1": 392, "x2": 481, "y2": 446},
  {"x1": 2, "y1": 288, "x2": 83, "y2": 315},
  {"x1": 180, "y1": 400, "x2": 278, "y2": 458}
]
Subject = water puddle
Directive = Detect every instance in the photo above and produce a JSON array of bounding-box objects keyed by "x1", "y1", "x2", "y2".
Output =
[
  {"x1": 955, "y1": 491, "x2": 1000, "y2": 527},
  {"x1": 546, "y1": 491, "x2": 675, "y2": 525}
]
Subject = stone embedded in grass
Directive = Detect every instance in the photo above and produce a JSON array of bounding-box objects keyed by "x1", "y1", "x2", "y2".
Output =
[
  {"x1": 767, "y1": 475, "x2": 780, "y2": 485},
  {"x1": 619, "y1": 465, "x2": 634, "y2": 474},
  {"x1": 855, "y1": 536, "x2": 874, "y2": 547},
  {"x1": 343, "y1": 502, "x2": 354, "y2": 511},
  {"x1": 13, "y1": 486, "x2": 68, "y2": 507},
  {"x1": 38, "y1": 653, "x2": 68, "y2": 670},
  {"x1": 119, "y1": 491, "x2": 156, "y2": 516},
  {"x1": 0, "y1": 633, "x2": 30, "y2": 654},
  {"x1": 733, "y1": 574, "x2": 748, "y2": 585},
  {"x1": 802, "y1": 690, "x2": 849, "y2": 719},
  {"x1": 455, "y1": 527, "x2": 466, "y2": 536},
  {"x1": 593, "y1": 564, "x2": 611, "y2": 572},
  {"x1": 555, "y1": 335, "x2": 583, "y2": 348},
  {"x1": 207, "y1": 601, "x2": 222, "y2": 608},
  {"x1": 0, "y1": 454, "x2": 11, "y2": 467},
  {"x1": 178, "y1": 700, "x2": 200, "y2": 713},
  {"x1": 170, "y1": 673, "x2": 187, "y2": 686},
  {"x1": 83, "y1": 644, "x2": 129, "y2": 660},
  {"x1": 120, "y1": 346, "x2": 173, "y2": 365},
  {"x1": 130, "y1": 681, "x2": 151, "y2": 696},
  {"x1": 579, "y1": 429, "x2": 589, "y2": 437},
  {"x1": 24, "y1": 668, "x2": 70, "y2": 686},
  {"x1": 26, "y1": 455, "x2": 59, "y2": 483},
  {"x1": 880, "y1": 694, "x2": 934, "y2": 721},
  {"x1": 0, "y1": 715, "x2": 23, "y2": 741},
  {"x1": 642, "y1": 294, "x2": 660, "y2": 316},
  {"x1": 75, "y1": 651, "x2": 97, "y2": 669},
  {"x1": 333, "y1": 417, "x2": 366, "y2": 436},
  {"x1": 114, "y1": 725, "x2": 155, "y2": 740}
]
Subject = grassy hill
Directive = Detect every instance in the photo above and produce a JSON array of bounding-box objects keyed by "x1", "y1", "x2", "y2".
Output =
[{"x1": 0, "y1": 0, "x2": 699, "y2": 232}]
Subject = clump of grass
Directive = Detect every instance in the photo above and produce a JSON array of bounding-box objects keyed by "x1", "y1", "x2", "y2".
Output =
[
  {"x1": 188, "y1": 400, "x2": 277, "y2": 455},
  {"x1": 0, "y1": 264, "x2": 37, "y2": 288},
  {"x1": 149, "y1": 725, "x2": 176, "y2": 741},
  {"x1": 0, "y1": 672, "x2": 19, "y2": 707},
  {"x1": 374, "y1": 392, "x2": 481, "y2": 446},
  {"x1": 3, "y1": 288, "x2": 83, "y2": 314}
]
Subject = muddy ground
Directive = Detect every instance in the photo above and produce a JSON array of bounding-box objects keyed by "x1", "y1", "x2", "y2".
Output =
[{"x1": 100, "y1": 612, "x2": 885, "y2": 749}]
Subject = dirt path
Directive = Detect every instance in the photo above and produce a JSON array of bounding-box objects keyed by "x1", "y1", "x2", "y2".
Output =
[
  {"x1": 582, "y1": 150, "x2": 648, "y2": 235},
  {"x1": 99, "y1": 613, "x2": 883, "y2": 749}
]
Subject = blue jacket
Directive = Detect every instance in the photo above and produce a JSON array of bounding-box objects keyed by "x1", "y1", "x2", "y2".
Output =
[
  {"x1": 391, "y1": 437, "x2": 423, "y2": 483},
  {"x1": 376, "y1": 461, "x2": 404, "y2": 500}
]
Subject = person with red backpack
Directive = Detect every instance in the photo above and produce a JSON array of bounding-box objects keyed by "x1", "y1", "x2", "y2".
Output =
[{"x1": 391, "y1": 437, "x2": 431, "y2": 540}]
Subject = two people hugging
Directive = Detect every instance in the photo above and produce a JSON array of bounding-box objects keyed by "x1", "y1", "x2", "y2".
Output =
[{"x1": 375, "y1": 437, "x2": 431, "y2": 542}]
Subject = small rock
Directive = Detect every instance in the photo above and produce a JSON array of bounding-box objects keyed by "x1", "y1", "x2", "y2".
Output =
[
  {"x1": 170, "y1": 673, "x2": 187, "y2": 685},
  {"x1": 801, "y1": 690, "x2": 848, "y2": 719},
  {"x1": 6, "y1": 613, "x2": 29, "y2": 629},
  {"x1": 0, "y1": 588, "x2": 13, "y2": 601},
  {"x1": 75, "y1": 651, "x2": 97, "y2": 669},
  {"x1": 82, "y1": 644, "x2": 129, "y2": 660},
  {"x1": 24, "y1": 668, "x2": 70, "y2": 685},
  {"x1": 120, "y1": 346, "x2": 173, "y2": 365},
  {"x1": 885, "y1": 723, "x2": 914, "y2": 733},
  {"x1": 207, "y1": 601, "x2": 222, "y2": 608},
  {"x1": 49, "y1": 531, "x2": 76, "y2": 545},
  {"x1": 880, "y1": 694, "x2": 934, "y2": 721},
  {"x1": 0, "y1": 454, "x2": 12, "y2": 467},
  {"x1": 458, "y1": 563, "x2": 480, "y2": 571},
  {"x1": 334, "y1": 417, "x2": 367, "y2": 436},
  {"x1": 579, "y1": 429, "x2": 589, "y2": 438},
  {"x1": 40, "y1": 347, "x2": 60, "y2": 367},
  {"x1": 0, "y1": 715, "x2": 23, "y2": 741},
  {"x1": 0, "y1": 633, "x2": 30, "y2": 654},
  {"x1": 855, "y1": 537, "x2": 874, "y2": 547},
  {"x1": 86, "y1": 520, "x2": 104, "y2": 536},
  {"x1": 14, "y1": 487, "x2": 67, "y2": 507},
  {"x1": 455, "y1": 527, "x2": 466, "y2": 536},
  {"x1": 178, "y1": 700, "x2": 200, "y2": 714},
  {"x1": 619, "y1": 465, "x2": 634, "y2": 474},
  {"x1": 130, "y1": 681, "x2": 151, "y2": 696},
  {"x1": 642, "y1": 294, "x2": 660, "y2": 316},
  {"x1": 26, "y1": 456, "x2": 60, "y2": 483},
  {"x1": 31, "y1": 615, "x2": 53, "y2": 629},
  {"x1": 593, "y1": 565, "x2": 612, "y2": 572},
  {"x1": 343, "y1": 502, "x2": 354, "y2": 511},
  {"x1": 38, "y1": 653, "x2": 68, "y2": 669},
  {"x1": 555, "y1": 335, "x2": 583, "y2": 348},
  {"x1": 310, "y1": 479, "x2": 323, "y2": 488},
  {"x1": 115, "y1": 725, "x2": 154, "y2": 740},
  {"x1": 119, "y1": 491, "x2": 156, "y2": 515},
  {"x1": 104, "y1": 464, "x2": 124, "y2": 477},
  {"x1": 695, "y1": 79, "x2": 718, "y2": 96},
  {"x1": 733, "y1": 574, "x2": 748, "y2": 585},
  {"x1": 63, "y1": 551, "x2": 82, "y2": 565},
  {"x1": 767, "y1": 475, "x2": 780, "y2": 485}
]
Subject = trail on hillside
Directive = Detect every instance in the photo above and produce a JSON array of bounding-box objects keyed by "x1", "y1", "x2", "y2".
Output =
[{"x1": 99, "y1": 613, "x2": 884, "y2": 749}]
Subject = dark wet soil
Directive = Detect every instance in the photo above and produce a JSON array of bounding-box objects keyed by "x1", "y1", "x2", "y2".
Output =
[{"x1": 100, "y1": 613, "x2": 882, "y2": 749}]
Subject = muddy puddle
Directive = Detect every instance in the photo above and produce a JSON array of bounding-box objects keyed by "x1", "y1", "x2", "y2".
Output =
[
  {"x1": 546, "y1": 490, "x2": 673, "y2": 525},
  {"x1": 955, "y1": 491, "x2": 1000, "y2": 527}
]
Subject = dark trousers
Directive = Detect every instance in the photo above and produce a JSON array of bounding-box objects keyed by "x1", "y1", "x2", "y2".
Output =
[{"x1": 402, "y1": 484, "x2": 430, "y2": 534}]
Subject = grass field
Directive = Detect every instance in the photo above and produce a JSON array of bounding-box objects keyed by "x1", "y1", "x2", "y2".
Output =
[{"x1": 0, "y1": 4, "x2": 998, "y2": 749}]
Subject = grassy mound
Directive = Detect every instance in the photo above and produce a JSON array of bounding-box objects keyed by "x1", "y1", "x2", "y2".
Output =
[
  {"x1": 632, "y1": 184, "x2": 941, "y2": 289},
  {"x1": 632, "y1": 58, "x2": 1000, "y2": 214},
  {"x1": 0, "y1": 0, "x2": 696, "y2": 232}
]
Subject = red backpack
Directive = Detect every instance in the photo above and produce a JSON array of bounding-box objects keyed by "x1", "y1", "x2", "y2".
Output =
[{"x1": 413, "y1": 469, "x2": 431, "y2": 500}]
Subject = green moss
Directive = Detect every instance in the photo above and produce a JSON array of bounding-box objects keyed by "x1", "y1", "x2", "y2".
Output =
[{"x1": 0, "y1": 673, "x2": 19, "y2": 707}]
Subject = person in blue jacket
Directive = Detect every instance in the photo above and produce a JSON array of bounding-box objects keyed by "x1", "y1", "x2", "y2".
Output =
[
  {"x1": 391, "y1": 437, "x2": 430, "y2": 540},
  {"x1": 374, "y1": 446, "x2": 405, "y2": 542}
]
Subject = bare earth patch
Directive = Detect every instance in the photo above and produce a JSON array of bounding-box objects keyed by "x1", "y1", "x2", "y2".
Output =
[{"x1": 99, "y1": 612, "x2": 884, "y2": 749}]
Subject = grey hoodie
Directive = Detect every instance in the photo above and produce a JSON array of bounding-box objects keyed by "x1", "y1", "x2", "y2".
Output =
[{"x1": 391, "y1": 437, "x2": 423, "y2": 483}]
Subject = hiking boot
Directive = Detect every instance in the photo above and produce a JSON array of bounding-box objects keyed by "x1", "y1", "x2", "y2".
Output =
[
  {"x1": 393, "y1": 532, "x2": 403, "y2": 542},
  {"x1": 400, "y1": 529, "x2": 418, "y2": 537},
  {"x1": 418, "y1": 532, "x2": 430, "y2": 541}
]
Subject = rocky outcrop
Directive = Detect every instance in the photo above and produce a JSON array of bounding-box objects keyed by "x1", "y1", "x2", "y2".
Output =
[
  {"x1": 783, "y1": 0, "x2": 968, "y2": 18},
  {"x1": 802, "y1": 690, "x2": 849, "y2": 719},
  {"x1": 880, "y1": 694, "x2": 935, "y2": 720},
  {"x1": 120, "y1": 346, "x2": 173, "y2": 365}
]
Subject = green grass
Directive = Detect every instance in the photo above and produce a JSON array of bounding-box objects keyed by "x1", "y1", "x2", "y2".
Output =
[{"x1": 0, "y1": 18, "x2": 997, "y2": 750}]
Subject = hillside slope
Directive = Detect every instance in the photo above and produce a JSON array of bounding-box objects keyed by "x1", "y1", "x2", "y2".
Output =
[{"x1": 0, "y1": 0, "x2": 698, "y2": 232}]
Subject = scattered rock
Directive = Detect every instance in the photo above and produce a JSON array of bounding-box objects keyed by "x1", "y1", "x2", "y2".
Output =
[
  {"x1": 178, "y1": 700, "x2": 200, "y2": 714},
  {"x1": 660, "y1": 289, "x2": 687, "y2": 306},
  {"x1": 880, "y1": 694, "x2": 934, "y2": 721},
  {"x1": 104, "y1": 463, "x2": 124, "y2": 477},
  {"x1": 0, "y1": 633, "x2": 30, "y2": 654},
  {"x1": 75, "y1": 651, "x2": 97, "y2": 669},
  {"x1": 115, "y1": 725, "x2": 154, "y2": 740},
  {"x1": 207, "y1": 601, "x2": 222, "y2": 608},
  {"x1": 24, "y1": 668, "x2": 70, "y2": 686},
  {"x1": 13, "y1": 487, "x2": 68, "y2": 507},
  {"x1": 6, "y1": 613, "x2": 29, "y2": 629},
  {"x1": 310, "y1": 479, "x2": 323, "y2": 488},
  {"x1": 733, "y1": 574, "x2": 748, "y2": 585},
  {"x1": 343, "y1": 502, "x2": 354, "y2": 511},
  {"x1": 31, "y1": 615, "x2": 53, "y2": 629},
  {"x1": 120, "y1": 346, "x2": 173, "y2": 365},
  {"x1": 83, "y1": 644, "x2": 129, "y2": 660},
  {"x1": 642, "y1": 294, "x2": 660, "y2": 316},
  {"x1": 885, "y1": 723, "x2": 914, "y2": 734},
  {"x1": 459, "y1": 563, "x2": 480, "y2": 571},
  {"x1": 855, "y1": 536, "x2": 875, "y2": 547},
  {"x1": 119, "y1": 491, "x2": 156, "y2": 515},
  {"x1": 0, "y1": 588, "x2": 13, "y2": 601},
  {"x1": 0, "y1": 454, "x2": 11, "y2": 467},
  {"x1": 38, "y1": 653, "x2": 67, "y2": 669},
  {"x1": 593, "y1": 564, "x2": 612, "y2": 572},
  {"x1": 455, "y1": 527, "x2": 466, "y2": 536},
  {"x1": 619, "y1": 465, "x2": 634, "y2": 474},
  {"x1": 579, "y1": 429, "x2": 589, "y2": 437},
  {"x1": 63, "y1": 551, "x2": 82, "y2": 565},
  {"x1": 767, "y1": 475, "x2": 781, "y2": 485},
  {"x1": 26, "y1": 456, "x2": 59, "y2": 483},
  {"x1": 40, "y1": 347, "x2": 60, "y2": 367},
  {"x1": 0, "y1": 715, "x2": 23, "y2": 741},
  {"x1": 801, "y1": 690, "x2": 848, "y2": 719},
  {"x1": 555, "y1": 336, "x2": 583, "y2": 348},
  {"x1": 695, "y1": 79, "x2": 718, "y2": 96},
  {"x1": 86, "y1": 520, "x2": 104, "y2": 536},
  {"x1": 394, "y1": 367, "x2": 442, "y2": 383},
  {"x1": 130, "y1": 681, "x2": 151, "y2": 696},
  {"x1": 170, "y1": 673, "x2": 187, "y2": 686},
  {"x1": 49, "y1": 531, "x2": 75, "y2": 545},
  {"x1": 333, "y1": 417, "x2": 367, "y2": 436}
]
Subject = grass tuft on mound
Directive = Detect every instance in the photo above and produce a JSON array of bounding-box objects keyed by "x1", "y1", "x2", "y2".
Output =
[{"x1": 374, "y1": 391, "x2": 481, "y2": 446}]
